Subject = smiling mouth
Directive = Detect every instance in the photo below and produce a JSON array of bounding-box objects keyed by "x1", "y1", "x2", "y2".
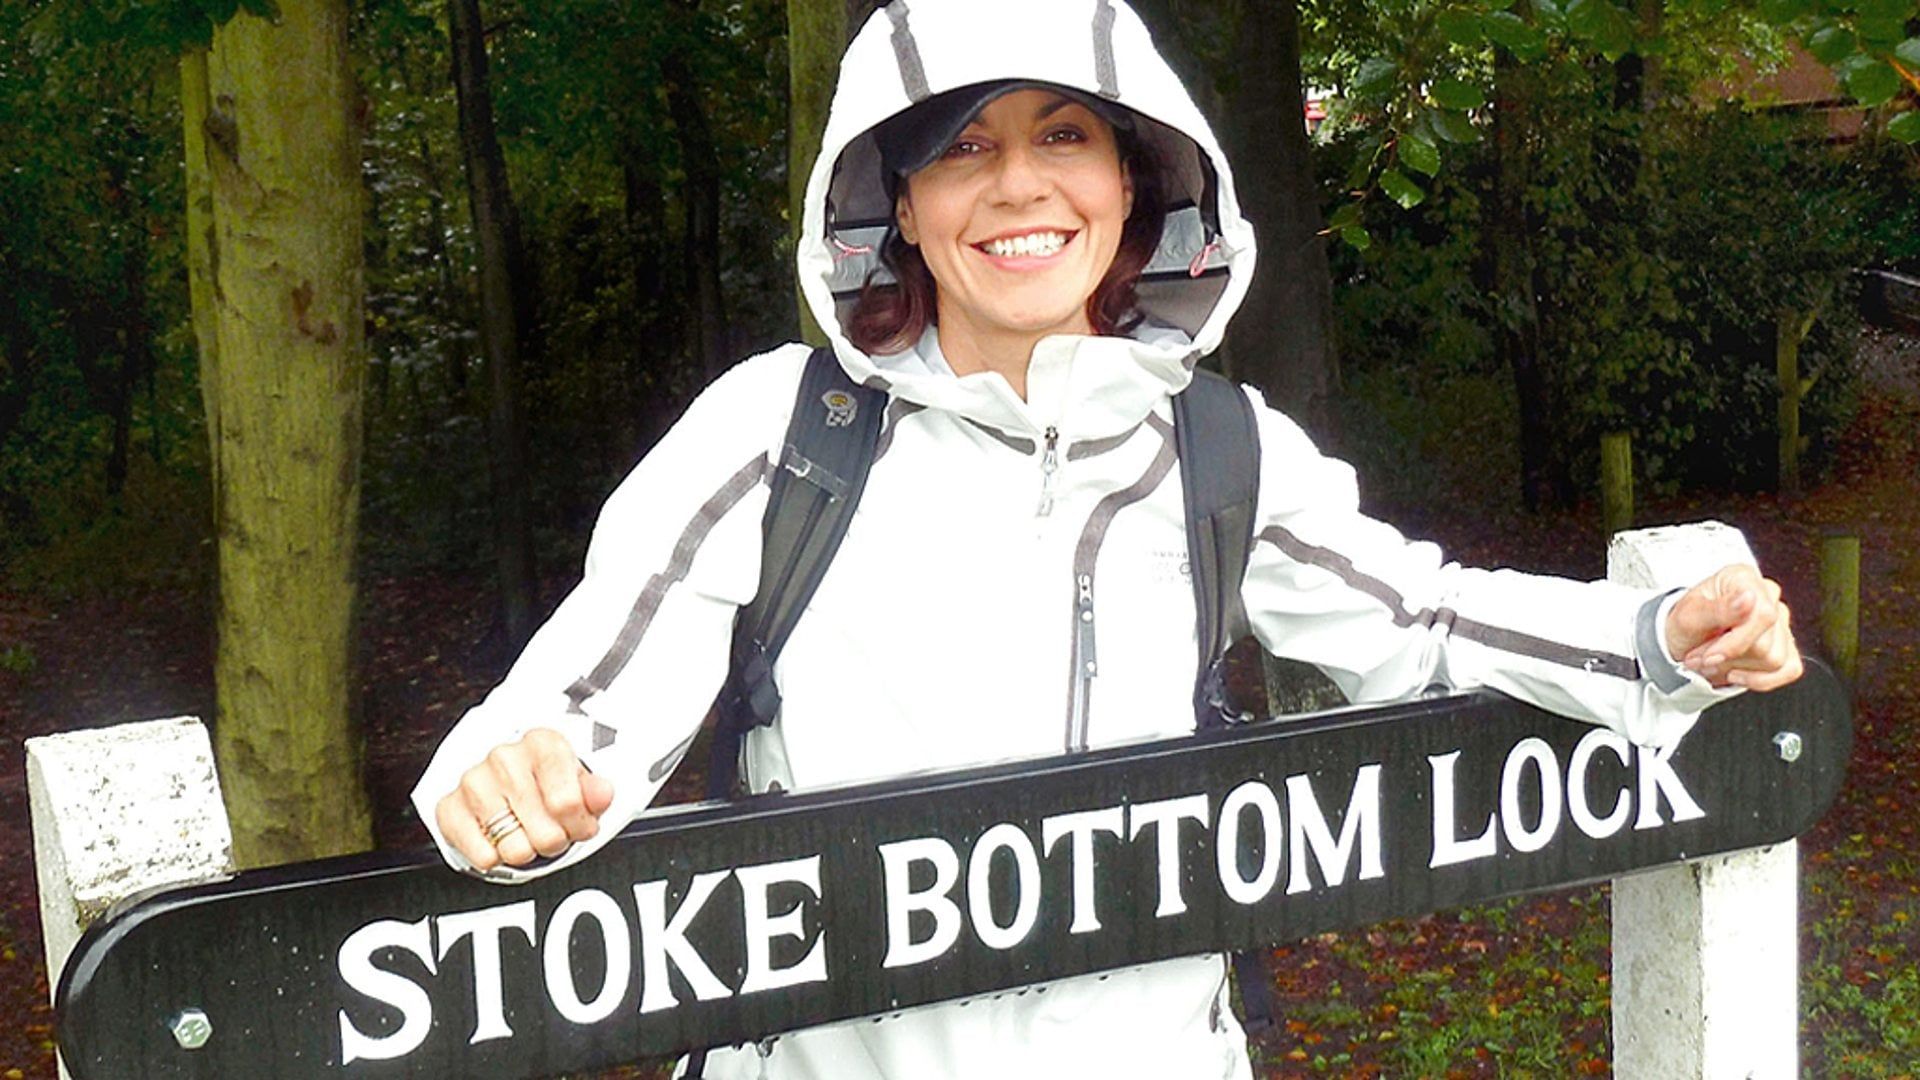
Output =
[{"x1": 975, "y1": 230, "x2": 1076, "y2": 258}]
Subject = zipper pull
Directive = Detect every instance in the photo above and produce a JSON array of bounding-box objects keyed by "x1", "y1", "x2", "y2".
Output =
[{"x1": 1037, "y1": 426, "x2": 1060, "y2": 516}]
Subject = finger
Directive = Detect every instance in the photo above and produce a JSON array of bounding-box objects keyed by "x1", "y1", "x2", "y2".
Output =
[
  {"x1": 487, "y1": 743, "x2": 572, "y2": 859},
  {"x1": 527, "y1": 737, "x2": 601, "y2": 846},
  {"x1": 437, "y1": 784, "x2": 501, "y2": 872},
  {"x1": 581, "y1": 769, "x2": 615, "y2": 816},
  {"x1": 1727, "y1": 605, "x2": 1803, "y2": 690},
  {"x1": 1669, "y1": 581, "x2": 1755, "y2": 659},
  {"x1": 1684, "y1": 592, "x2": 1777, "y2": 676}
]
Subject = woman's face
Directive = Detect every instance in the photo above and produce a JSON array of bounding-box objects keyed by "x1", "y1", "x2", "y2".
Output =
[{"x1": 895, "y1": 89, "x2": 1133, "y2": 349}]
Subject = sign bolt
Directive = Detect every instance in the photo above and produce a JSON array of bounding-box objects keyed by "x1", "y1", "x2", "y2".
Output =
[
  {"x1": 1773, "y1": 731, "x2": 1803, "y2": 763},
  {"x1": 170, "y1": 1008, "x2": 212, "y2": 1050}
]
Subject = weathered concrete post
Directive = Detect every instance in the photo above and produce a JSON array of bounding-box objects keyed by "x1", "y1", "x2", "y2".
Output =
[
  {"x1": 1608, "y1": 521, "x2": 1797, "y2": 1079},
  {"x1": 26, "y1": 717, "x2": 235, "y2": 1080}
]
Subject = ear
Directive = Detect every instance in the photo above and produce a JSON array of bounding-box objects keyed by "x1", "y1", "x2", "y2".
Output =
[
  {"x1": 895, "y1": 191, "x2": 919, "y2": 245},
  {"x1": 1121, "y1": 162, "x2": 1135, "y2": 220}
]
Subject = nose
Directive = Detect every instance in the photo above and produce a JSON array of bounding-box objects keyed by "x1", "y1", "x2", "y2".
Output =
[{"x1": 986, "y1": 142, "x2": 1052, "y2": 207}]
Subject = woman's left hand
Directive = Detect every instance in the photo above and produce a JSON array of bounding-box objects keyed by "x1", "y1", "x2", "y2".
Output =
[{"x1": 1664, "y1": 563, "x2": 1804, "y2": 691}]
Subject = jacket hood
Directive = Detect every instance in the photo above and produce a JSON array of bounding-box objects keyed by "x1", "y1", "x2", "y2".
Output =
[{"x1": 796, "y1": 0, "x2": 1257, "y2": 439}]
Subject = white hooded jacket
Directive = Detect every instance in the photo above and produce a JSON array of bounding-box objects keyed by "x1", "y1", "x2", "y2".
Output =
[{"x1": 413, "y1": 2, "x2": 1731, "y2": 1076}]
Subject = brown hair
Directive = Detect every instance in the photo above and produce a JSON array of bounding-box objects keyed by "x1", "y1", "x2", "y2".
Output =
[{"x1": 845, "y1": 128, "x2": 1168, "y2": 356}]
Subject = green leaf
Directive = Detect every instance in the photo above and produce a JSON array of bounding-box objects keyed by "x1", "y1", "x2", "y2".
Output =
[
  {"x1": 1806, "y1": 25, "x2": 1856, "y2": 65},
  {"x1": 1437, "y1": 8, "x2": 1486, "y2": 46},
  {"x1": 1484, "y1": 11, "x2": 1547, "y2": 57},
  {"x1": 1429, "y1": 107, "x2": 1482, "y2": 143},
  {"x1": 237, "y1": 0, "x2": 280, "y2": 20},
  {"x1": 1339, "y1": 225, "x2": 1373, "y2": 251},
  {"x1": 1380, "y1": 168, "x2": 1426, "y2": 209},
  {"x1": 1853, "y1": 0, "x2": 1909, "y2": 22},
  {"x1": 1889, "y1": 110, "x2": 1920, "y2": 144},
  {"x1": 1896, "y1": 38, "x2": 1920, "y2": 71},
  {"x1": 1529, "y1": 0, "x2": 1568, "y2": 31},
  {"x1": 1327, "y1": 201, "x2": 1363, "y2": 231},
  {"x1": 1400, "y1": 129, "x2": 1442, "y2": 176},
  {"x1": 1431, "y1": 78, "x2": 1486, "y2": 110},
  {"x1": 1352, "y1": 57, "x2": 1399, "y2": 100},
  {"x1": 1756, "y1": 0, "x2": 1812, "y2": 22},
  {"x1": 1857, "y1": 18, "x2": 1906, "y2": 46},
  {"x1": 1847, "y1": 60, "x2": 1901, "y2": 108},
  {"x1": 1567, "y1": 0, "x2": 1634, "y2": 56}
]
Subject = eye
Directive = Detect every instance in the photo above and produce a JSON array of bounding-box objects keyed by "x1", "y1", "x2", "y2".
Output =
[
  {"x1": 1043, "y1": 125, "x2": 1089, "y2": 146},
  {"x1": 940, "y1": 137, "x2": 985, "y2": 159}
]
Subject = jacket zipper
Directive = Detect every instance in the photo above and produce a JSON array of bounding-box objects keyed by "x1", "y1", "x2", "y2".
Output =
[
  {"x1": 1037, "y1": 425, "x2": 1060, "y2": 516},
  {"x1": 1067, "y1": 571, "x2": 1097, "y2": 751}
]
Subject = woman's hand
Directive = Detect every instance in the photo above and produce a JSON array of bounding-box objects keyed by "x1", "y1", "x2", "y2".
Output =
[
  {"x1": 1664, "y1": 564, "x2": 1804, "y2": 692},
  {"x1": 433, "y1": 728, "x2": 615, "y2": 871}
]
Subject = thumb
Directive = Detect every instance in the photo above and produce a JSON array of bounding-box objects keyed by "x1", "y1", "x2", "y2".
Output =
[
  {"x1": 1669, "y1": 582, "x2": 1754, "y2": 657},
  {"x1": 579, "y1": 768, "x2": 615, "y2": 817}
]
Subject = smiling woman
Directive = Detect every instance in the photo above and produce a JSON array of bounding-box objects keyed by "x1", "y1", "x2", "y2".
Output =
[
  {"x1": 849, "y1": 85, "x2": 1166, "y2": 380},
  {"x1": 410, "y1": 2, "x2": 1803, "y2": 1078}
]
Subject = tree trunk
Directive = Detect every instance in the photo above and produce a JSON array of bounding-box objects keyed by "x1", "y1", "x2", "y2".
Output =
[
  {"x1": 1217, "y1": 0, "x2": 1339, "y2": 442},
  {"x1": 204, "y1": 0, "x2": 373, "y2": 867},
  {"x1": 1489, "y1": 62, "x2": 1556, "y2": 511},
  {"x1": 448, "y1": 0, "x2": 538, "y2": 650},
  {"x1": 183, "y1": 46, "x2": 219, "y2": 501},
  {"x1": 788, "y1": 0, "x2": 847, "y2": 345},
  {"x1": 622, "y1": 141, "x2": 675, "y2": 448},
  {"x1": 663, "y1": 41, "x2": 729, "y2": 382}
]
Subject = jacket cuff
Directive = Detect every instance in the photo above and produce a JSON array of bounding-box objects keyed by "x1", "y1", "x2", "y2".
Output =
[{"x1": 1635, "y1": 588, "x2": 1694, "y2": 695}]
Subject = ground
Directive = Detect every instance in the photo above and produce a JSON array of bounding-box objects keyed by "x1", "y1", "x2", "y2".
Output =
[{"x1": 2, "y1": 330, "x2": 1916, "y2": 1078}]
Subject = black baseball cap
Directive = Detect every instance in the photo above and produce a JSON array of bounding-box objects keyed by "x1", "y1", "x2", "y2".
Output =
[{"x1": 874, "y1": 79, "x2": 1136, "y2": 190}]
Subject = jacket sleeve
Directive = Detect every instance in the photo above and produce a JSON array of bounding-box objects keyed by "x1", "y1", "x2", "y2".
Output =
[
  {"x1": 1237, "y1": 387, "x2": 1735, "y2": 749},
  {"x1": 408, "y1": 344, "x2": 810, "y2": 881}
]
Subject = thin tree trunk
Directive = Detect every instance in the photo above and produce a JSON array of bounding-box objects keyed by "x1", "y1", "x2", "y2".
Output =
[
  {"x1": 663, "y1": 39, "x2": 729, "y2": 382},
  {"x1": 622, "y1": 142, "x2": 673, "y2": 448},
  {"x1": 448, "y1": 0, "x2": 538, "y2": 650},
  {"x1": 1219, "y1": 0, "x2": 1339, "y2": 442},
  {"x1": 203, "y1": 0, "x2": 373, "y2": 866},
  {"x1": 788, "y1": 0, "x2": 846, "y2": 345},
  {"x1": 1489, "y1": 61, "x2": 1555, "y2": 511}
]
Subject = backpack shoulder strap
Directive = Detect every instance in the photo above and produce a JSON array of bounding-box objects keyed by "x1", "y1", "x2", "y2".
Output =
[
  {"x1": 1171, "y1": 367, "x2": 1261, "y2": 730},
  {"x1": 712, "y1": 345, "x2": 887, "y2": 798}
]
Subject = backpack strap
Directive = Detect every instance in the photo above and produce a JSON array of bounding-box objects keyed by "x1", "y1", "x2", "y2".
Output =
[
  {"x1": 1174, "y1": 368, "x2": 1274, "y2": 1040},
  {"x1": 1172, "y1": 367, "x2": 1262, "y2": 731},
  {"x1": 711, "y1": 346, "x2": 887, "y2": 800}
]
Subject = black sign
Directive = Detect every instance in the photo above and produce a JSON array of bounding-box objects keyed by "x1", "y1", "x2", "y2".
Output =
[{"x1": 57, "y1": 666, "x2": 1849, "y2": 1079}]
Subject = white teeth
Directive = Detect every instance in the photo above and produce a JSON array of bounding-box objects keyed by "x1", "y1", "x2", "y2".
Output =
[{"x1": 982, "y1": 231, "x2": 1069, "y2": 258}]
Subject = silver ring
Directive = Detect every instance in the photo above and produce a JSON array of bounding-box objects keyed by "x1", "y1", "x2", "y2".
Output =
[{"x1": 481, "y1": 805, "x2": 524, "y2": 846}]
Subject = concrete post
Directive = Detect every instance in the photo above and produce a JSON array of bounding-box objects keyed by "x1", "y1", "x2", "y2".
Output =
[
  {"x1": 1607, "y1": 522, "x2": 1798, "y2": 1079},
  {"x1": 26, "y1": 716, "x2": 235, "y2": 1080}
]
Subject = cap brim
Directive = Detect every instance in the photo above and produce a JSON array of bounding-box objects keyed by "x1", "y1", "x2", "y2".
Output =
[{"x1": 875, "y1": 80, "x2": 1135, "y2": 183}]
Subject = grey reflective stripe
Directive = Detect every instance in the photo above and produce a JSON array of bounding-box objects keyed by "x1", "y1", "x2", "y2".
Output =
[
  {"x1": 1257, "y1": 524, "x2": 1642, "y2": 681},
  {"x1": 874, "y1": 399, "x2": 925, "y2": 463},
  {"x1": 566, "y1": 453, "x2": 774, "y2": 723},
  {"x1": 963, "y1": 417, "x2": 1038, "y2": 455},
  {"x1": 1066, "y1": 418, "x2": 1144, "y2": 462},
  {"x1": 1064, "y1": 421, "x2": 1180, "y2": 752},
  {"x1": 647, "y1": 728, "x2": 700, "y2": 783},
  {"x1": 1637, "y1": 589, "x2": 1691, "y2": 693},
  {"x1": 885, "y1": 2, "x2": 931, "y2": 102},
  {"x1": 1092, "y1": 0, "x2": 1119, "y2": 99}
]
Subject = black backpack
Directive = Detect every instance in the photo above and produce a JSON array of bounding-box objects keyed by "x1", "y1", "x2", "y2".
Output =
[{"x1": 694, "y1": 346, "x2": 1273, "y2": 1069}]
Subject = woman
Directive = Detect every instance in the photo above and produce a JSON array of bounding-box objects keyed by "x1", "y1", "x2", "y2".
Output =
[{"x1": 413, "y1": 1, "x2": 1801, "y2": 1076}]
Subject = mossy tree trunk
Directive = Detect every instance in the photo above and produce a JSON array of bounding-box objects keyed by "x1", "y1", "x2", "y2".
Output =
[
  {"x1": 202, "y1": 0, "x2": 374, "y2": 866},
  {"x1": 787, "y1": 0, "x2": 848, "y2": 345}
]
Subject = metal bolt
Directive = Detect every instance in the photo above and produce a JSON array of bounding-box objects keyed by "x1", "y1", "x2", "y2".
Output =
[
  {"x1": 1773, "y1": 731, "x2": 1803, "y2": 763},
  {"x1": 170, "y1": 1008, "x2": 212, "y2": 1050}
]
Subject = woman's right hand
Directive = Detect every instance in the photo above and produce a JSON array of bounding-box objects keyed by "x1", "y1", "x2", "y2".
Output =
[{"x1": 433, "y1": 727, "x2": 616, "y2": 871}]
